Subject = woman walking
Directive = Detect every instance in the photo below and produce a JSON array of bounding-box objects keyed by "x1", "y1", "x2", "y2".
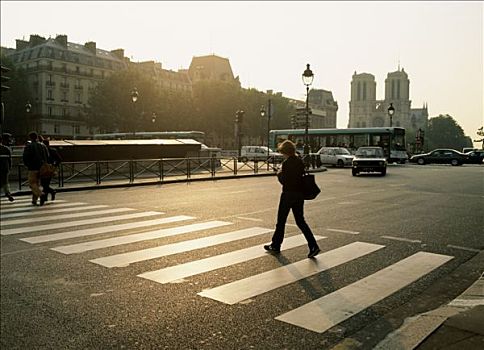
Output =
[{"x1": 264, "y1": 140, "x2": 321, "y2": 258}]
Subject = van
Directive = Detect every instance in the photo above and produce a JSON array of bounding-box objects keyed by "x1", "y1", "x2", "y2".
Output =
[{"x1": 240, "y1": 146, "x2": 283, "y2": 162}]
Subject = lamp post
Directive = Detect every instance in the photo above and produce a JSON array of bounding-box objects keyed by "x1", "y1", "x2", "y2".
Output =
[
  {"x1": 235, "y1": 110, "x2": 244, "y2": 158},
  {"x1": 387, "y1": 103, "x2": 395, "y2": 127},
  {"x1": 131, "y1": 88, "x2": 138, "y2": 136},
  {"x1": 302, "y1": 64, "x2": 314, "y2": 165},
  {"x1": 25, "y1": 101, "x2": 32, "y2": 133},
  {"x1": 260, "y1": 99, "x2": 272, "y2": 160}
]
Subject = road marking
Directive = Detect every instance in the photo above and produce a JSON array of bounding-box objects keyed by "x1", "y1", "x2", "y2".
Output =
[
  {"x1": 1, "y1": 207, "x2": 132, "y2": 227},
  {"x1": 0, "y1": 204, "x2": 106, "y2": 219},
  {"x1": 1, "y1": 210, "x2": 160, "y2": 236},
  {"x1": 275, "y1": 252, "x2": 453, "y2": 333},
  {"x1": 446, "y1": 245, "x2": 481, "y2": 253},
  {"x1": 0, "y1": 200, "x2": 67, "y2": 209},
  {"x1": 286, "y1": 224, "x2": 298, "y2": 227},
  {"x1": 337, "y1": 201, "x2": 359, "y2": 205},
  {"x1": 1, "y1": 198, "x2": 32, "y2": 204},
  {"x1": 138, "y1": 235, "x2": 327, "y2": 284},
  {"x1": 91, "y1": 227, "x2": 272, "y2": 268},
  {"x1": 236, "y1": 217, "x2": 264, "y2": 222},
  {"x1": 198, "y1": 242, "x2": 385, "y2": 305},
  {"x1": 52, "y1": 221, "x2": 232, "y2": 254},
  {"x1": 381, "y1": 235, "x2": 422, "y2": 244},
  {"x1": 21, "y1": 215, "x2": 192, "y2": 244},
  {"x1": 0, "y1": 202, "x2": 87, "y2": 214},
  {"x1": 229, "y1": 191, "x2": 249, "y2": 194},
  {"x1": 326, "y1": 228, "x2": 360, "y2": 235}
]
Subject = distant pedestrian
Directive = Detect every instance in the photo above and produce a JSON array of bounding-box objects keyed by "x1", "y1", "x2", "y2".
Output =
[
  {"x1": 264, "y1": 140, "x2": 321, "y2": 258},
  {"x1": 22, "y1": 131, "x2": 49, "y2": 206},
  {"x1": 40, "y1": 137, "x2": 61, "y2": 201},
  {"x1": 0, "y1": 134, "x2": 15, "y2": 202}
]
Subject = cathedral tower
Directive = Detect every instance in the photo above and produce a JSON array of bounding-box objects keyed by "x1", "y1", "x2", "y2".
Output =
[
  {"x1": 384, "y1": 68, "x2": 411, "y2": 128},
  {"x1": 348, "y1": 72, "x2": 376, "y2": 128}
]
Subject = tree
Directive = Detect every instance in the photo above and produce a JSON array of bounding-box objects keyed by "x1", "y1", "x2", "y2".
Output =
[
  {"x1": 426, "y1": 114, "x2": 472, "y2": 151},
  {"x1": 0, "y1": 53, "x2": 32, "y2": 140}
]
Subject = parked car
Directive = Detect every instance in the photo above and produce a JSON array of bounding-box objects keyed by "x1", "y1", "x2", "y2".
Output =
[
  {"x1": 312, "y1": 147, "x2": 354, "y2": 167},
  {"x1": 352, "y1": 147, "x2": 387, "y2": 176},
  {"x1": 409, "y1": 149, "x2": 468, "y2": 166},
  {"x1": 464, "y1": 149, "x2": 484, "y2": 164},
  {"x1": 240, "y1": 146, "x2": 283, "y2": 162}
]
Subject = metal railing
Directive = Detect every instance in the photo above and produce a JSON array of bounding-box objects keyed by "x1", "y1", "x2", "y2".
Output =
[{"x1": 14, "y1": 156, "x2": 282, "y2": 191}]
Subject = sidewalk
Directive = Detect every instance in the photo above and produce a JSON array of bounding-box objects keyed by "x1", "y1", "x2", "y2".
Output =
[{"x1": 416, "y1": 273, "x2": 484, "y2": 349}]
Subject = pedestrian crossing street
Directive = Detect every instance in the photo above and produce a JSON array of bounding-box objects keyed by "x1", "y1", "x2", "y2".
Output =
[{"x1": 0, "y1": 197, "x2": 454, "y2": 335}]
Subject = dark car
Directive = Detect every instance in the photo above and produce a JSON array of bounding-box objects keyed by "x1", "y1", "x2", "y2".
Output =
[
  {"x1": 410, "y1": 149, "x2": 468, "y2": 166},
  {"x1": 464, "y1": 150, "x2": 484, "y2": 164},
  {"x1": 352, "y1": 146, "x2": 387, "y2": 176}
]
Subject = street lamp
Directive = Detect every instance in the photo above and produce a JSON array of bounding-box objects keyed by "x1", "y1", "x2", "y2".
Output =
[
  {"x1": 302, "y1": 64, "x2": 314, "y2": 164},
  {"x1": 235, "y1": 110, "x2": 245, "y2": 157},
  {"x1": 387, "y1": 103, "x2": 395, "y2": 127},
  {"x1": 25, "y1": 101, "x2": 32, "y2": 133},
  {"x1": 131, "y1": 88, "x2": 138, "y2": 135},
  {"x1": 260, "y1": 100, "x2": 272, "y2": 160}
]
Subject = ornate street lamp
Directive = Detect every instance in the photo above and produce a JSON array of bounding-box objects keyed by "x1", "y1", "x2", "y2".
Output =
[
  {"x1": 387, "y1": 103, "x2": 395, "y2": 127},
  {"x1": 260, "y1": 100, "x2": 272, "y2": 161},
  {"x1": 131, "y1": 88, "x2": 138, "y2": 135},
  {"x1": 25, "y1": 101, "x2": 32, "y2": 113},
  {"x1": 302, "y1": 64, "x2": 314, "y2": 164}
]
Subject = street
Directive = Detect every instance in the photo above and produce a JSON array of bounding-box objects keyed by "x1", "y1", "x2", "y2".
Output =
[{"x1": 1, "y1": 164, "x2": 483, "y2": 349}]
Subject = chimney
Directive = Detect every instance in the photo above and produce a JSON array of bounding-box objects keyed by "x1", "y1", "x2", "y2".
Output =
[
  {"x1": 110, "y1": 49, "x2": 125, "y2": 60},
  {"x1": 85, "y1": 41, "x2": 96, "y2": 55},
  {"x1": 29, "y1": 35, "x2": 46, "y2": 47},
  {"x1": 16, "y1": 39, "x2": 29, "y2": 51},
  {"x1": 55, "y1": 34, "x2": 68, "y2": 48}
]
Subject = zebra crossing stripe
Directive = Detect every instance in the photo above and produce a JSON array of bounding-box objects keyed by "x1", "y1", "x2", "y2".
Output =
[
  {"x1": 0, "y1": 202, "x2": 86, "y2": 214},
  {"x1": 198, "y1": 242, "x2": 385, "y2": 305},
  {"x1": 0, "y1": 204, "x2": 101, "y2": 219},
  {"x1": 1, "y1": 207, "x2": 132, "y2": 227},
  {"x1": 91, "y1": 227, "x2": 273, "y2": 268},
  {"x1": 52, "y1": 221, "x2": 232, "y2": 254},
  {"x1": 275, "y1": 251, "x2": 453, "y2": 333},
  {"x1": 1, "y1": 198, "x2": 32, "y2": 204},
  {"x1": 138, "y1": 235, "x2": 327, "y2": 284},
  {"x1": 20, "y1": 215, "x2": 193, "y2": 244},
  {"x1": 0, "y1": 200, "x2": 67, "y2": 209},
  {"x1": 1, "y1": 210, "x2": 161, "y2": 236}
]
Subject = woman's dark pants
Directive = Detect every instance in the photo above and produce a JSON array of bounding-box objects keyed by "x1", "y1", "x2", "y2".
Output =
[{"x1": 271, "y1": 191, "x2": 318, "y2": 249}]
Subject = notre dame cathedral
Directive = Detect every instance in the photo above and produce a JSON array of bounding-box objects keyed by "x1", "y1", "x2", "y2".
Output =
[{"x1": 348, "y1": 68, "x2": 428, "y2": 134}]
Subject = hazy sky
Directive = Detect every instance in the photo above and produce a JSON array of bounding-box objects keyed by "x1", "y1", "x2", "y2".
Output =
[{"x1": 1, "y1": 1, "x2": 483, "y2": 145}]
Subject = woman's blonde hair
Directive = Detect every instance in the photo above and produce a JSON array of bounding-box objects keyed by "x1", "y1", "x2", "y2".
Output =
[{"x1": 278, "y1": 140, "x2": 296, "y2": 156}]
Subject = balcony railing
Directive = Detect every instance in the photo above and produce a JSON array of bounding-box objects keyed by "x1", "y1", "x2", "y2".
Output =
[{"x1": 46, "y1": 81, "x2": 56, "y2": 87}]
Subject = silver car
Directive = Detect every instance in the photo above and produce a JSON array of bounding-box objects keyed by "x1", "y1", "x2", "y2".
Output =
[{"x1": 314, "y1": 147, "x2": 354, "y2": 167}]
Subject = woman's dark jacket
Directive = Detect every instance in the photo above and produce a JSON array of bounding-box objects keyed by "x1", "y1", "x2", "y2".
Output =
[{"x1": 277, "y1": 155, "x2": 305, "y2": 193}]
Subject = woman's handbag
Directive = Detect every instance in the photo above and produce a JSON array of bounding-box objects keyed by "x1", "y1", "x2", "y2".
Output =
[
  {"x1": 39, "y1": 162, "x2": 57, "y2": 178},
  {"x1": 302, "y1": 172, "x2": 321, "y2": 200}
]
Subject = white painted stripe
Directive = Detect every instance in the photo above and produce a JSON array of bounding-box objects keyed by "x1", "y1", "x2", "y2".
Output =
[
  {"x1": 139, "y1": 235, "x2": 327, "y2": 284},
  {"x1": 236, "y1": 217, "x2": 263, "y2": 222},
  {"x1": 0, "y1": 202, "x2": 85, "y2": 214},
  {"x1": 275, "y1": 252, "x2": 453, "y2": 333},
  {"x1": 0, "y1": 200, "x2": 66, "y2": 209},
  {"x1": 91, "y1": 227, "x2": 273, "y2": 268},
  {"x1": 0, "y1": 204, "x2": 101, "y2": 219},
  {"x1": 22, "y1": 215, "x2": 190, "y2": 244},
  {"x1": 446, "y1": 245, "x2": 481, "y2": 253},
  {"x1": 1, "y1": 198, "x2": 32, "y2": 204},
  {"x1": 1, "y1": 207, "x2": 131, "y2": 227},
  {"x1": 326, "y1": 228, "x2": 360, "y2": 235},
  {"x1": 198, "y1": 242, "x2": 385, "y2": 305},
  {"x1": 1, "y1": 210, "x2": 160, "y2": 236},
  {"x1": 52, "y1": 221, "x2": 232, "y2": 254},
  {"x1": 381, "y1": 235, "x2": 421, "y2": 244}
]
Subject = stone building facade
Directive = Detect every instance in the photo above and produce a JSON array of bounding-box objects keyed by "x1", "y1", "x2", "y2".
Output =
[
  {"x1": 348, "y1": 68, "x2": 428, "y2": 133},
  {"x1": 2, "y1": 34, "x2": 129, "y2": 139},
  {"x1": 291, "y1": 89, "x2": 338, "y2": 129}
]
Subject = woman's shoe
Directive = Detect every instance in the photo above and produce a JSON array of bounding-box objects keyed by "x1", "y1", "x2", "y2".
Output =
[
  {"x1": 264, "y1": 244, "x2": 281, "y2": 253},
  {"x1": 308, "y1": 246, "x2": 321, "y2": 258}
]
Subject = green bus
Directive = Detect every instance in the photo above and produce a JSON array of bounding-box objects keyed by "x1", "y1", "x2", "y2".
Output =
[{"x1": 269, "y1": 127, "x2": 407, "y2": 163}]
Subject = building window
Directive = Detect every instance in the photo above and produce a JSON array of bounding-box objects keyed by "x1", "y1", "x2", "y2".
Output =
[
  {"x1": 76, "y1": 93, "x2": 82, "y2": 104},
  {"x1": 62, "y1": 63, "x2": 67, "y2": 72},
  {"x1": 391, "y1": 80, "x2": 395, "y2": 99},
  {"x1": 397, "y1": 80, "x2": 401, "y2": 99},
  {"x1": 363, "y1": 82, "x2": 367, "y2": 100},
  {"x1": 48, "y1": 107, "x2": 53, "y2": 117},
  {"x1": 62, "y1": 108, "x2": 67, "y2": 117},
  {"x1": 76, "y1": 66, "x2": 80, "y2": 74},
  {"x1": 47, "y1": 90, "x2": 53, "y2": 101},
  {"x1": 54, "y1": 123, "x2": 60, "y2": 134},
  {"x1": 73, "y1": 125, "x2": 80, "y2": 134},
  {"x1": 357, "y1": 82, "x2": 361, "y2": 101},
  {"x1": 62, "y1": 91, "x2": 68, "y2": 102}
]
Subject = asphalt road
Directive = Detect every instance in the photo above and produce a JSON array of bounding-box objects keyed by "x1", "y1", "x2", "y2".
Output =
[{"x1": 1, "y1": 163, "x2": 483, "y2": 349}]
